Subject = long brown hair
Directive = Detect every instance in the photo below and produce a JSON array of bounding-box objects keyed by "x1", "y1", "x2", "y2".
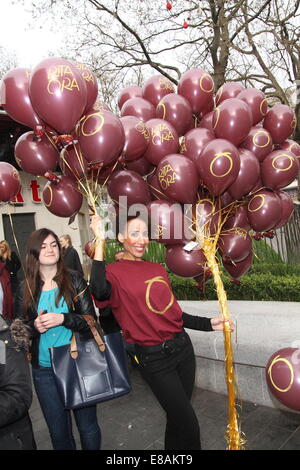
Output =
[{"x1": 23, "y1": 228, "x2": 75, "y2": 318}]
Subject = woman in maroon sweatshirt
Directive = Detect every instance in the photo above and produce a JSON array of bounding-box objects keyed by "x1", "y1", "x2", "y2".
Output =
[{"x1": 90, "y1": 213, "x2": 231, "y2": 451}]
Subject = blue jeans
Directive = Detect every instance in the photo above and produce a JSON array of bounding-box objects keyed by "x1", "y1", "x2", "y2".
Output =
[{"x1": 32, "y1": 367, "x2": 101, "y2": 450}]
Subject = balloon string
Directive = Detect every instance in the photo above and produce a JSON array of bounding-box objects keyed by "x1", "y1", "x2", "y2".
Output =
[{"x1": 7, "y1": 211, "x2": 35, "y2": 305}]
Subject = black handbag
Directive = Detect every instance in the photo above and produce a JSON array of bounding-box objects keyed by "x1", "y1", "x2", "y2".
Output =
[{"x1": 49, "y1": 315, "x2": 131, "y2": 409}]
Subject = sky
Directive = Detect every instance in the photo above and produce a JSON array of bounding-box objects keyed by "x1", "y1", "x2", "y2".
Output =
[{"x1": 0, "y1": 1, "x2": 62, "y2": 68}]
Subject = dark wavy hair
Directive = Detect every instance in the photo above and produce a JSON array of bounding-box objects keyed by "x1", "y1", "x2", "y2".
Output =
[{"x1": 23, "y1": 228, "x2": 75, "y2": 318}]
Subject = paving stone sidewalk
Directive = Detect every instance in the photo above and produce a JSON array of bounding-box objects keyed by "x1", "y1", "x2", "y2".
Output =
[{"x1": 29, "y1": 363, "x2": 300, "y2": 451}]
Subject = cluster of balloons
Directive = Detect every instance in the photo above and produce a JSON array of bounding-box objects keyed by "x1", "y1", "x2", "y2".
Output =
[
  {"x1": 0, "y1": 60, "x2": 298, "y2": 283},
  {"x1": 266, "y1": 348, "x2": 300, "y2": 411}
]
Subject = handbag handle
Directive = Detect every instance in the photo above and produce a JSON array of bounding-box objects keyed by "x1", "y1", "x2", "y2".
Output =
[{"x1": 70, "y1": 315, "x2": 106, "y2": 359}]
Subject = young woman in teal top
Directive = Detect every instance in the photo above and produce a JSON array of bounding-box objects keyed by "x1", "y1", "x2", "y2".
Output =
[{"x1": 14, "y1": 228, "x2": 102, "y2": 450}]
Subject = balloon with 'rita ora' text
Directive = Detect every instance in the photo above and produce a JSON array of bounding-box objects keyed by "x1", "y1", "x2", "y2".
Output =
[
  {"x1": 143, "y1": 119, "x2": 179, "y2": 166},
  {"x1": 29, "y1": 57, "x2": 87, "y2": 134},
  {"x1": 142, "y1": 74, "x2": 175, "y2": 108},
  {"x1": 157, "y1": 154, "x2": 199, "y2": 204}
]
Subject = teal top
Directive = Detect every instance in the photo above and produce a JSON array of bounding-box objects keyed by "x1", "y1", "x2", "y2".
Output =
[{"x1": 38, "y1": 288, "x2": 72, "y2": 367}]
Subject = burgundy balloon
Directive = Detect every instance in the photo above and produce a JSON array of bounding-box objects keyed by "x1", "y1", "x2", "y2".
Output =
[
  {"x1": 143, "y1": 118, "x2": 179, "y2": 166},
  {"x1": 74, "y1": 62, "x2": 98, "y2": 112},
  {"x1": 240, "y1": 126, "x2": 273, "y2": 163},
  {"x1": 263, "y1": 104, "x2": 296, "y2": 144},
  {"x1": 222, "y1": 251, "x2": 253, "y2": 279},
  {"x1": 118, "y1": 85, "x2": 143, "y2": 110},
  {"x1": 224, "y1": 205, "x2": 251, "y2": 231},
  {"x1": 1, "y1": 68, "x2": 44, "y2": 129},
  {"x1": 0, "y1": 162, "x2": 21, "y2": 202},
  {"x1": 213, "y1": 98, "x2": 253, "y2": 146},
  {"x1": 277, "y1": 140, "x2": 300, "y2": 167},
  {"x1": 196, "y1": 139, "x2": 240, "y2": 196},
  {"x1": 156, "y1": 93, "x2": 193, "y2": 136},
  {"x1": 215, "y1": 82, "x2": 245, "y2": 106},
  {"x1": 237, "y1": 88, "x2": 268, "y2": 125},
  {"x1": 198, "y1": 111, "x2": 215, "y2": 134},
  {"x1": 60, "y1": 144, "x2": 89, "y2": 181},
  {"x1": 199, "y1": 97, "x2": 215, "y2": 117},
  {"x1": 261, "y1": 150, "x2": 298, "y2": 190},
  {"x1": 273, "y1": 190, "x2": 294, "y2": 229},
  {"x1": 220, "y1": 190, "x2": 235, "y2": 208},
  {"x1": 142, "y1": 75, "x2": 175, "y2": 108},
  {"x1": 146, "y1": 171, "x2": 173, "y2": 202},
  {"x1": 120, "y1": 97, "x2": 156, "y2": 122},
  {"x1": 218, "y1": 228, "x2": 252, "y2": 263},
  {"x1": 180, "y1": 128, "x2": 215, "y2": 167},
  {"x1": 165, "y1": 245, "x2": 207, "y2": 278},
  {"x1": 14, "y1": 131, "x2": 59, "y2": 176},
  {"x1": 120, "y1": 116, "x2": 149, "y2": 161},
  {"x1": 42, "y1": 176, "x2": 83, "y2": 218},
  {"x1": 125, "y1": 156, "x2": 154, "y2": 176},
  {"x1": 107, "y1": 170, "x2": 151, "y2": 207},
  {"x1": 147, "y1": 200, "x2": 189, "y2": 245},
  {"x1": 266, "y1": 348, "x2": 300, "y2": 411},
  {"x1": 177, "y1": 68, "x2": 215, "y2": 115},
  {"x1": 228, "y1": 149, "x2": 261, "y2": 200},
  {"x1": 78, "y1": 109, "x2": 125, "y2": 167},
  {"x1": 29, "y1": 57, "x2": 87, "y2": 134},
  {"x1": 247, "y1": 189, "x2": 282, "y2": 232},
  {"x1": 157, "y1": 154, "x2": 199, "y2": 204}
]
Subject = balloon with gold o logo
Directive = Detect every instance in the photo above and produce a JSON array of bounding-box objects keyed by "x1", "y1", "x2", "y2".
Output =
[
  {"x1": 177, "y1": 68, "x2": 214, "y2": 115},
  {"x1": 196, "y1": 138, "x2": 240, "y2": 196},
  {"x1": 240, "y1": 126, "x2": 273, "y2": 162},
  {"x1": 266, "y1": 348, "x2": 300, "y2": 411},
  {"x1": 142, "y1": 75, "x2": 175, "y2": 108},
  {"x1": 261, "y1": 150, "x2": 298, "y2": 190},
  {"x1": 247, "y1": 189, "x2": 282, "y2": 232},
  {"x1": 42, "y1": 176, "x2": 83, "y2": 218},
  {"x1": 237, "y1": 88, "x2": 268, "y2": 125},
  {"x1": 78, "y1": 109, "x2": 125, "y2": 167},
  {"x1": 263, "y1": 104, "x2": 296, "y2": 144},
  {"x1": 277, "y1": 139, "x2": 300, "y2": 168}
]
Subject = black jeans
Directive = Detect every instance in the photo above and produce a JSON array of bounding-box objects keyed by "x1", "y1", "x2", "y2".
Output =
[{"x1": 135, "y1": 331, "x2": 201, "y2": 450}]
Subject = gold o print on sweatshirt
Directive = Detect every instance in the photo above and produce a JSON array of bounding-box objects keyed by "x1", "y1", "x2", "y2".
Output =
[{"x1": 145, "y1": 276, "x2": 174, "y2": 315}]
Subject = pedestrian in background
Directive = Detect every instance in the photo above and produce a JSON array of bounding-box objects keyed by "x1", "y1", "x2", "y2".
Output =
[
  {"x1": 59, "y1": 234, "x2": 84, "y2": 277},
  {"x1": 0, "y1": 240, "x2": 21, "y2": 295}
]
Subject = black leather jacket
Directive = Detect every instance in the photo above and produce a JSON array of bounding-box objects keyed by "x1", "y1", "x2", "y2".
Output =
[{"x1": 14, "y1": 271, "x2": 97, "y2": 368}]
